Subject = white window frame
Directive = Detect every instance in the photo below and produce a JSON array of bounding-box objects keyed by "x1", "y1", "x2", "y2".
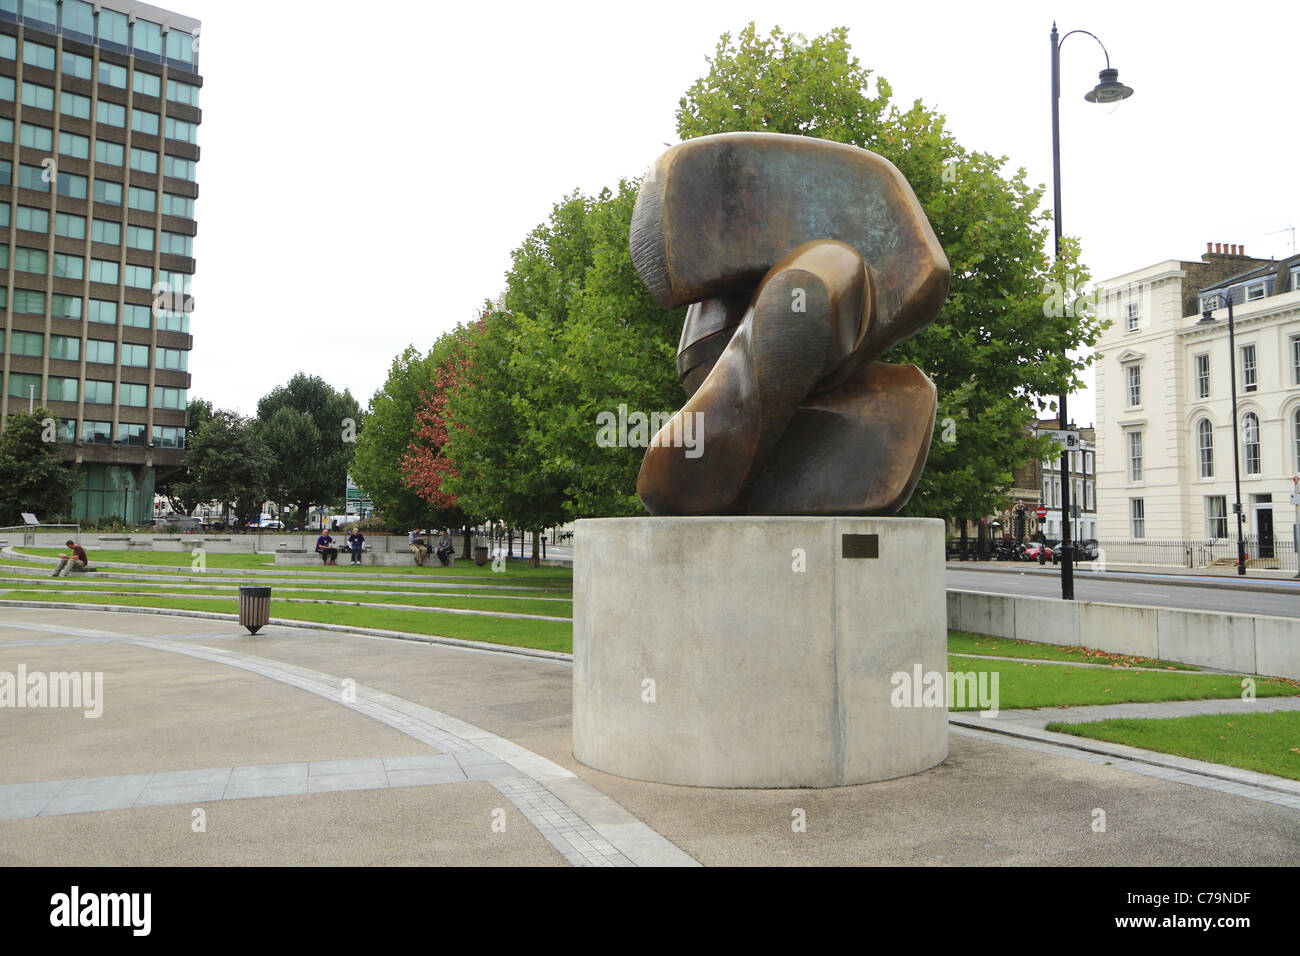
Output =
[
  {"x1": 1130, "y1": 498, "x2": 1145, "y2": 538},
  {"x1": 1197, "y1": 418, "x2": 1214, "y2": 478},
  {"x1": 1128, "y1": 430, "x2": 1143, "y2": 482},
  {"x1": 1127, "y1": 363, "x2": 1142, "y2": 407},
  {"x1": 1241, "y1": 345, "x2": 1257, "y2": 392},
  {"x1": 1126, "y1": 301, "x2": 1140, "y2": 332},
  {"x1": 1207, "y1": 496, "x2": 1228, "y2": 539},
  {"x1": 1242, "y1": 412, "x2": 1260, "y2": 475},
  {"x1": 1294, "y1": 409, "x2": 1300, "y2": 473},
  {"x1": 1195, "y1": 353, "x2": 1210, "y2": 398}
]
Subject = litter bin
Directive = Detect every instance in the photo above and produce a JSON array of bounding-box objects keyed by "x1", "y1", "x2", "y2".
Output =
[{"x1": 238, "y1": 585, "x2": 271, "y2": 634}]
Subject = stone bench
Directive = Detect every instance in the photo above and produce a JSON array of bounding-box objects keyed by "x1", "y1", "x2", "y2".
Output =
[{"x1": 271, "y1": 550, "x2": 453, "y2": 567}]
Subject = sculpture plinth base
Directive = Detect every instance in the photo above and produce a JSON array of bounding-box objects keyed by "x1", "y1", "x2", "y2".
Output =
[{"x1": 572, "y1": 517, "x2": 949, "y2": 788}]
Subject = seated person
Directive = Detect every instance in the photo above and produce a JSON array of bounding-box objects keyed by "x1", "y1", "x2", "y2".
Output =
[
  {"x1": 53, "y1": 540, "x2": 89, "y2": 577},
  {"x1": 346, "y1": 529, "x2": 365, "y2": 565},
  {"x1": 315, "y1": 532, "x2": 339, "y2": 566},
  {"x1": 436, "y1": 529, "x2": 455, "y2": 567},
  {"x1": 409, "y1": 530, "x2": 429, "y2": 566}
]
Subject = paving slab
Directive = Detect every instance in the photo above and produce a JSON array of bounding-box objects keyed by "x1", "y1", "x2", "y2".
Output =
[{"x1": 1, "y1": 606, "x2": 1297, "y2": 867}]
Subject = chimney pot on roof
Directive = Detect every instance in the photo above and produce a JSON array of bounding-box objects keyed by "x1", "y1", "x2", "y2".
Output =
[
  {"x1": 1206, "y1": 242, "x2": 1213, "y2": 254},
  {"x1": 1215, "y1": 243, "x2": 1222, "y2": 254},
  {"x1": 1232, "y1": 244, "x2": 1240, "y2": 255},
  {"x1": 1239, "y1": 244, "x2": 1245, "y2": 256}
]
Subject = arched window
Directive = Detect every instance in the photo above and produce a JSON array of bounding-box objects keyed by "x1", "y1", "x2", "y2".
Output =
[
  {"x1": 1293, "y1": 408, "x2": 1300, "y2": 472},
  {"x1": 1197, "y1": 419, "x2": 1213, "y2": 478},
  {"x1": 1243, "y1": 412, "x2": 1260, "y2": 475}
]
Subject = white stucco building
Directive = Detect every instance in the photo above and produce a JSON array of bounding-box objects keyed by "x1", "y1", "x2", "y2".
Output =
[{"x1": 1094, "y1": 245, "x2": 1300, "y2": 554}]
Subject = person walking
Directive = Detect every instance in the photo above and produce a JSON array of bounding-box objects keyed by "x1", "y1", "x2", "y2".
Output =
[{"x1": 52, "y1": 540, "x2": 89, "y2": 577}]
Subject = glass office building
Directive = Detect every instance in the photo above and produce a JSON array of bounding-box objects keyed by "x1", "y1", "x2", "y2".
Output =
[{"x1": 0, "y1": 0, "x2": 199, "y2": 523}]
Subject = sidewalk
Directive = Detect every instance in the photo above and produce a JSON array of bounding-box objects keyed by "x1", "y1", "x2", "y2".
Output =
[
  {"x1": 947, "y1": 559, "x2": 1300, "y2": 593},
  {"x1": 2, "y1": 606, "x2": 1298, "y2": 866}
]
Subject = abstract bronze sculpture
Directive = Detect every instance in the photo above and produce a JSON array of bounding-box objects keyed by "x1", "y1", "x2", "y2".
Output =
[{"x1": 630, "y1": 132, "x2": 950, "y2": 515}]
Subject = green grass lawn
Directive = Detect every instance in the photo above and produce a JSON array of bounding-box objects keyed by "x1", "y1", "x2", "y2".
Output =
[
  {"x1": 5, "y1": 571, "x2": 1291, "y2": 711},
  {"x1": 10, "y1": 548, "x2": 573, "y2": 584},
  {"x1": 0, "y1": 591, "x2": 573, "y2": 652},
  {"x1": 0, "y1": 577, "x2": 572, "y2": 602},
  {"x1": 0, "y1": 586, "x2": 571, "y2": 618},
  {"x1": 947, "y1": 631, "x2": 1199, "y2": 671},
  {"x1": 946, "y1": 655, "x2": 1300, "y2": 711},
  {"x1": 1046, "y1": 711, "x2": 1300, "y2": 782}
]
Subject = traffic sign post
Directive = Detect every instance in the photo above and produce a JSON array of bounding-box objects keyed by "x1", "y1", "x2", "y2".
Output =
[{"x1": 1035, "y1": 505, "x2": 1048, "y2": 520}]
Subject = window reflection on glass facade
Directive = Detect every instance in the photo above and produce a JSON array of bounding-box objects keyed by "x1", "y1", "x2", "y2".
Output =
[
  {"x1": 134, "y1": 19, "x2": 163, "y2": 57},
  {"x1": 99, "y1": 10, "x2": 129, "y2": 49},
  {"x1": 118, "y1": 423, "x2": 147, "y2": 446},
  {"x1": 24, "y1": 0, "x2": 57, "y2": 28},
  {"x1": 0, "y1": 2, "x2": 198, "y2": 525},
  {"x1": 64, "y1": 1, "x2": 96, "y2": 40},
  {"x1": 80, "y1": 421, "x2": 112, "y2": 443}
]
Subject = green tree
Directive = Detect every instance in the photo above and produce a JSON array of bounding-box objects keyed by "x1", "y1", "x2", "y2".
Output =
[
  {"x1": 398, "y1": 322, "x2": 482, "y2": 537},
  {"x1": 444, "y1": 185, "x2": 686, "y2": 554},
  {"x1": 255, "y1": 374, "x2": 361, "y2": 529},
  {"x1": 676, "y1": 24, "x2": 1104, "y2": 522},
  {"x1": 155, "y1": 396, "x2": 213, "y2": 516},
  {"x1": 0, "y1": 409, "x2": 78, "y2": 524},
  {"x1": 186, "y1": 409, "x2": 272, "y2": 527}
]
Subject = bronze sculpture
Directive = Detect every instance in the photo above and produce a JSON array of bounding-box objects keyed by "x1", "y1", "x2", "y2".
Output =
[{"x1": 629, "y1": 132, "x2": 950, "y2": 515}]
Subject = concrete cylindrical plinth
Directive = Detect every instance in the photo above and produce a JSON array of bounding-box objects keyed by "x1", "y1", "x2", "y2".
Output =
[{"x1": 573, "y1": 516, "x2": 949, "y2": 788}]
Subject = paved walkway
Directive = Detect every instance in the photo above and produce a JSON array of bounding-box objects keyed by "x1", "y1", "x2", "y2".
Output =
[
  {"x1": 973, "y1": 695, "x2": 1300, "y2": 730},
  {"x1": 3, "y1": 607, "x2": 1299, "y2": 866}
]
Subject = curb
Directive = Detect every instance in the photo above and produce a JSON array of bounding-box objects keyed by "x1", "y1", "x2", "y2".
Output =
[
  {"x1": 946, "y1": 561, "x2": 1300, "y2": 596},
  {"x1": 949, "y1": 714, "x2": 1300, "y2": 798},
  {"x1": 0, "y1": 600, "x2": 574, "y2": 664}
]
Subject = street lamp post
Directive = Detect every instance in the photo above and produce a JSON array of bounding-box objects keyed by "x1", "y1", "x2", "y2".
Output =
[
  {"x1": 1200, "y1": 298, "x2": 1248, "y2": 575},
  {"x1": 1050, "y1": 23, "x2": 1134, "y2": 600}
]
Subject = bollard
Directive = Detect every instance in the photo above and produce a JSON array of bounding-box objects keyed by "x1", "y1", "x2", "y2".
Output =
[{"x1": 238, "y1": 585, "x2": 271, "y2": 635}]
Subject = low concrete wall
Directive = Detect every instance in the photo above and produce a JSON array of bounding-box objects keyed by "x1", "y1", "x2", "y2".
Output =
[
  {"x1": 273, "y1": 550, "x2": 446, "y2": 567},
  {"x1": 948, "y1": 590, "x2": 1300, "y2": 680}
]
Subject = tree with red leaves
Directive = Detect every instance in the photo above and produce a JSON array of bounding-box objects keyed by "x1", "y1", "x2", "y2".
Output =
[{"x1": 398, "y1": 320, "x2": 484, "y2": 534}]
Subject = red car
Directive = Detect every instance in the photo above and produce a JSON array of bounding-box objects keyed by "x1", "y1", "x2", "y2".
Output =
[{"x1": 1021, "y1": 543, "x2": 1054, "y2": 563}]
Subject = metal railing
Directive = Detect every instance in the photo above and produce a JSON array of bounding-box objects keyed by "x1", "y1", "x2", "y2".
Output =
[
  {"x1": 1095, "y1": 537, "x2": 1297, "y2": 572},
  {"x1": 0, "y1": 523, "x2": 82, "y2": 547},
  {"x1": 945, "y1": 535, "x2": 1297, "y2": 572}
]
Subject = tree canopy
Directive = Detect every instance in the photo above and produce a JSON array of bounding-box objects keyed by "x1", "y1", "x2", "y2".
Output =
[
  {"x1": 0, "y1": 409, "x2": 78, "y2": 525},
  {"x1": 255, "y1": 374, "x2": 361, "y2": 526},
  {"x1": 676, "y1": 24, "x2": 1102, "y2": 520},
  {"x1": 443, "y1": 183, "x2": 685, "y2": 527}
]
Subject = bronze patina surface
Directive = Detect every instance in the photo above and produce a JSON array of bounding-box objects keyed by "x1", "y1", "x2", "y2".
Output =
[{"x1": 630, "y1": 132, "x2": 949, "y2": 516}]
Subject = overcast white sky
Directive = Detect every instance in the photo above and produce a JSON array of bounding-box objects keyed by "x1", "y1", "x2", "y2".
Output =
[{"x1": 182, "y1": 0, "x2": 1299, "y2": 428}]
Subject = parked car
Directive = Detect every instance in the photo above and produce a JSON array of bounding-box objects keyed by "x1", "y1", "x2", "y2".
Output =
[
  {"x1": 1021, "y1": 543, "x2": 1054, "y2": 563},
  {"x1": 1053, "y1": 539, "x2": 1099, "y2": 563}
]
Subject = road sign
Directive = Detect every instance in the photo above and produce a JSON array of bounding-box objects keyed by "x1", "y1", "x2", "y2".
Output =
[
  {"x1": 1035, "y1": 505, "x2": 1048, "y2": 519},
  {"x1": 1045, "y1": 429, "x2": 1081, "y2": 449}
]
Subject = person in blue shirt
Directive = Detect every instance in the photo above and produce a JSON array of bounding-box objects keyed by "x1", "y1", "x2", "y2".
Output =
[
  {"x1": 346, "y1": 529, "x2": 365, "y2": 565},
  {"x1": 316, "y1": 532, "x2": 339, "y2": 566}
]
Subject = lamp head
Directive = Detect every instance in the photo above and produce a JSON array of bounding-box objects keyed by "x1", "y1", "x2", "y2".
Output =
[{"x1": 1084, "y1": 68, "x2": 1134, "y2": 114}]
